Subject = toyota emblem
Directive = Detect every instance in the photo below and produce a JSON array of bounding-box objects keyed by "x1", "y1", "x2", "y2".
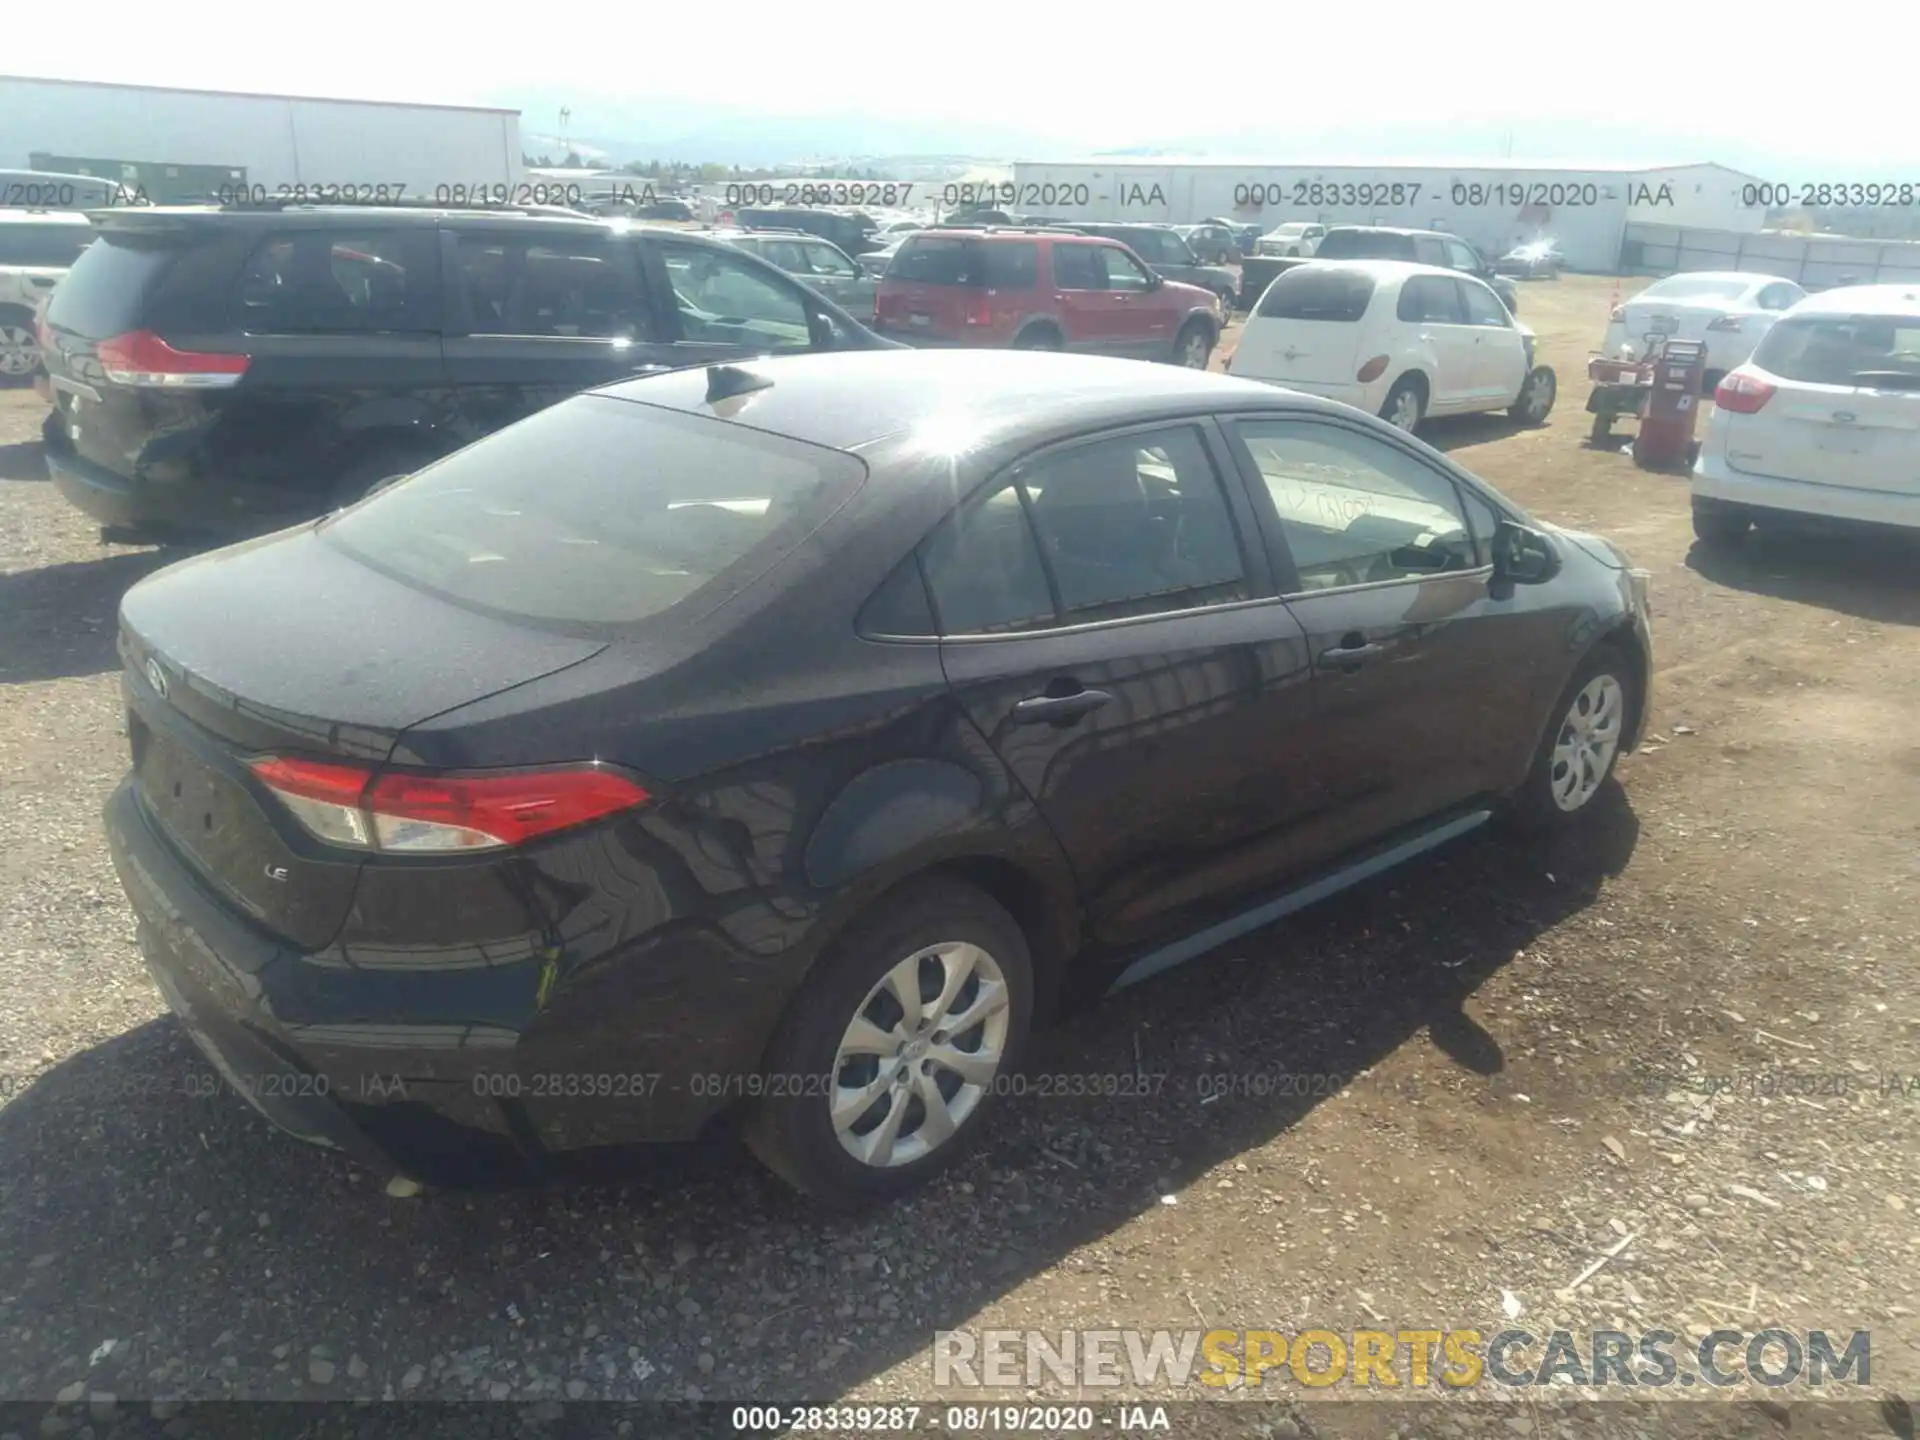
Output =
[{"x1": 145, "y1": 658, "x2": 169, "y2": 699}]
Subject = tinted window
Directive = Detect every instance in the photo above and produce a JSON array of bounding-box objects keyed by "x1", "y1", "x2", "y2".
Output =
[
  {"x1": 233, "y1": 230, "x2": 438, "y2": 334},
  {"x1": 455, "y1": 234, "x2": 651, "y2": 339},
  {"x1": 1457, "y1": 486, "x2": 1505, "y2": 566},
  {"x1": 1444, "y1": 240, "x2": 1480, "y2": 272},
  {"x1": 1234, "y1": 420, "x2": 1474, "y2": 589},
  {"x1": 1753, "y1": 314, "x2": 1920, "y2": 387},
  {"x1": 858, "y1": 554, "x2": 937, "y2": 637},
  {"x1": 1460, "y1": 281, "x2": 1512, "y2": 326},
  {"x1": 0, "y1": 224, "x2": 93, "y2": 268},
  {"x1": 804, "y1": 243, "x2": 857, "y2": 277},
  {"x1": 658, "y1": 241, "x2": 813, "y2": 350},
  {"x1": 1022, "y1": 427, "x2": 1246, "y2": 623},
  {"x1": 920, "y1": 482, "x2": 1056, "y2": 635},
  {"x1": 44, "y1": 236, "x2": 173, "y2": 338},
  {"x1": 981, "y1": 242, "x2": 1038, "y2": 288},
  {"x1": 323, "y1": 396, "x2": 865, "y2": 630},
  {"x1": 1397, "y1": 276, "x2": 1467, "y2": 324},
  {"x1": 889, "y1": 236, "x2": 981, "y2": 285},
  {"x1": 1100, "y1": 247, "x2": 1152, "y2": 292},
  {"x1": 1053, "y1": 244, "x2": 1102, "y2": 290},
  {"x1": 1256, "y1": 266, "x2": 1375, "y2": 321}
]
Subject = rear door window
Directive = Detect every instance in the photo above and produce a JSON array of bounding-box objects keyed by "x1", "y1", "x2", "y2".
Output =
[
  {"x1": 1753, "y1": 314, "x2": 1920, "y2": 387},
  {"x1": 232, "y1": 229, "x2": 440, "y2": 334},
  {"x1": 321, "y1": 395, "x2": 866, "y2": 631},
  {"x1": 1397, "y1": 276, "x2": 1468, "y2": 324},
  {"x1": 1053, "y1": 244, "x2": 1102, "y2": 290},
  {"x1": 454, "y1": 233, "x2": 654, "y2": 339},
  {"x1": 1255, "y1": 267, "x2": 1375, "y2": 321},
  {"x1": 981, "y1": 242, "x2": 1038, "y2": 288}
]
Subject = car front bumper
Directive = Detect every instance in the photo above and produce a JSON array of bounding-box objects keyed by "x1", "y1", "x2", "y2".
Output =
[
  {"x1": 104, "y1": 778, "x2": 755, "y2": 1184},
  {"x1": 1694, "y1": 447, "x2": 1920, "y2": 531}
]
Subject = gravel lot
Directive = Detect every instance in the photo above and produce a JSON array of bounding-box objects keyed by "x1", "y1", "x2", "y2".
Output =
[{"x1": 2, "y1": 276, "x2": 1917, "y2": 1438}]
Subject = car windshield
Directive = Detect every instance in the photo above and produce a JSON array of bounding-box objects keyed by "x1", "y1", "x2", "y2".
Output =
[
  {"x1": 321, "y1": 396, "x2": 867, "y2": 631},
  {"x1": 1641, "y1": 276, "x2": 1754, "y2": 301},
  {"x1": 1270, "y1": 224, "x2": 1310, "y2": 237},
  {"x1": 1752, "y1": 313, "x2": 1920, "y2": 387}
]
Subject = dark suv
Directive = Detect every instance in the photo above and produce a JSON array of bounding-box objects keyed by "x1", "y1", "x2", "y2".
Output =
[
  {"x1": 874, "y1": 228, "x2": 1222, "y2": 367},
  {"x1": 38, "y1": 203, "x2": 892, "y2": 537}
]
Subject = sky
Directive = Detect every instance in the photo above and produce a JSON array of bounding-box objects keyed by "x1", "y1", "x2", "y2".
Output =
[{"x1": 12, "y1": 2, "x2": 1914, "y2": 171}]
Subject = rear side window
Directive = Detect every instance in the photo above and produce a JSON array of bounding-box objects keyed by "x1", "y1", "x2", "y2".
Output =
[
  {"x1": 232, "y1": 230, "x2": 439, "y2": 334},
  {"x1": 1053, "y1": 244, "x2": 1102, "y2": 290},
  {"x1": 44, "y1": 236, "x2": 174, "y2": 337},
  {"x1": 0, "y1": 223, "x2": 93, "y2": 267},
  {"x1": 322, "y1": 396, "x2": 866, "y2": 631},
  {"x1": 920, "y1": 483, "x2": 1057, "y2": 634},
  {"x1": 1256, "y1": 267, "x2": 1375, "y2": 321},
  {"x1": 887, "y1": 237, "x2": 982, "y2": 285},
  {"x1": 1397, "y1": 276, "x2": 1467, "y2": 324},
  {"x1": 455, "y1": 233, "x2": 653, "y2": 339},
  {"x1": 1753, "y1": 314, "x2": 1920, "y2": 387}
]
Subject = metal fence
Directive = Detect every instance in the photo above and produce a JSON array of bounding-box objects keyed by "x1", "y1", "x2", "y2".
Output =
[{"x1": 1620, "y1": 222, "x2": 1920, "y2": 290}]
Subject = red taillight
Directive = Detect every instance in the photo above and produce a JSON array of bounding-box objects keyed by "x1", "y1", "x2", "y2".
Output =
[
  {"x1": 1714, "y1": 370, "x2": 1775, "y2": 413},
  {"x1": 97, "y1": 330, "x2": 249, "y2": 389},
  {"x1": 248, "y1": 756, "x2": 650, "y2": 853},
  {"x1": 965, "y1": 297, "x2": 994, "y2": 327},
  {"x1": 1356, "y1": 355, "x2": 1390, "y2": 383},
  {"x1": 1706, "y1": 315, "x2": 1744, "y2": 332}
]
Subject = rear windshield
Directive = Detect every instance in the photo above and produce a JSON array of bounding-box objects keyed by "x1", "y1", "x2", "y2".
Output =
[
  {"x1": 1753, "y1": 314, "x2": 1920, "y2": 387},
  {"x1": 44, "y1": 235, "x2": 173, "y2": 337},
  {"x1": 0, "y1": 223, "x2": 94, "y2": 268},
  {"x1": 888, "y1": 237, "x2": 992, "y2": 285},
  {"x1": 321, "y1": 396, "x2": 867, "y2": 631},
  {"x1": 1641, "y1": 276, "x2": 1752, "y2": 301},
  {"x1": 1312, "y1": 231, "x2": 1412, "y2": 261},
  {"x1": 1256, "y1": 266, "x2": 1376, "y2": 322}
]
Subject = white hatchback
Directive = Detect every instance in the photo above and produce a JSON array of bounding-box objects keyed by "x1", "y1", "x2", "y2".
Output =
[
  {"x1": 1602, "y1": 271, "x2": 1805, "y2": 391},
  {"x1": 1227, "y1": 260, "x2": 1555, "y2": 434},
  {"x1": 1692, "y1": 284, "x2": 1920, "y2": 543}
]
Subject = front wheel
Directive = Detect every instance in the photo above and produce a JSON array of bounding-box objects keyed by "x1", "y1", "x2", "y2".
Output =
[
  {"x1": 743, "y1": 879, "x2": 1034, "y2": 1208},
  {"x1": 1509, "y1": 366, "x2": 1556, "y2": 426},
  {"x1": 1508, "y1": 647, "x2": 1636, "y2": 831},
  {"x1": 1172, "y1": 321, "x2": 1214, "y2": 369}
]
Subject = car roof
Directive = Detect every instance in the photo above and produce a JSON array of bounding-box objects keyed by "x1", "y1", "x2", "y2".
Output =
[
  {"x1": 599, "y1": 350, "x2": 1313, "y2": 453},
  {"x1": 0, "y1": 208, "x2": 95, "y2": 226},
  {"x1": 83, "y1": 207, "x2": 753, "y2": 250},
  {"x1": 1285, "y1": 259, "x2": 1483, "y2": 283},
  {"x1": 1645, "y1": 270, "x2": 1776, "y2": 287},
  {"x1": 1788, "y1": 283, "x2": 1920, "y2": 317},
  {"x1": 1326, "y1": 226, "x2": 1447, "y2": 238}
]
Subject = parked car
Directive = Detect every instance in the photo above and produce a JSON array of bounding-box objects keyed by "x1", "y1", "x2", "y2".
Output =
[
  {"x1": 38, "y1": 205, "x2": 894, "y2": 538},
  {"x1": 1310, "y1": 229, "x2": 1521, "y2": 314},
  {"x1": 717, "y1": 229, "x2": 877, "y2": 316},
  {"x1": 1228, "y1": 262, "x2": 1557, "y2": 434},
  {"x1": 1257, "y1": 222, "x2": 1327, "y2": 258},
  {"x1": 1175, "y1": 222, "x2": 1238, "y2": 265},
  {"x1": 1495, "y1": 241, "x2": 1564, "y2": 279},
  {"x1": 0, "y1": 209, "x2": 94, "y2": 384},
  {"x1": 1692, "y1": 284, "x2": 1920, "y2": 545},
  {"x1": 1602, "y1": 271, "x2": 1804, "y2": 394},
  {"x1": 1058, "y1": 224, "x2": 1239, "y2": 313},
  {"x1": 874, "y1": 228, "x2": 1221, "y2": 366},
  {"x1": 857, "y1": 237, "x2": 906, "y2": 279},
  {"x1": 734, "y1": 206, "x2": 883, "y2": 256},
  {"x1": 103, "y1": 347, "x2": 1652, "y2": 1207}
]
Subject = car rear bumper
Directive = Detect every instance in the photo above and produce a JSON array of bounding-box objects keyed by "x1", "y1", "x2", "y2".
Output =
[
  {"x1": 44, "y1": 412, "x2": 311, "y2": 537},
  {"x1": 104, "y1": 777, "x2": 753, "y2": 1184},
  {"x1": 1694, "y1": 449, "x2": 1920, "y2": 530},
  {"x1": 1232, "y1": 374, "x2": 1380, "y2": 413}
]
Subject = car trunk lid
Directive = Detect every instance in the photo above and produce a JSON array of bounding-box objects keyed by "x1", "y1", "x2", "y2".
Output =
[{"x1": 119, "y1": 528, "x2": 606, "y2": 951}]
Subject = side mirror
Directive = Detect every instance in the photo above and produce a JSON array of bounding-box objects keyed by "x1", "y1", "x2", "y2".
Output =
[
  {"x1": 1146, "y1": 272, "x2": 1165, "y2": 291},
  {"x1": 1491, "y1": 520, "x2": 1561, "y2": 586}
]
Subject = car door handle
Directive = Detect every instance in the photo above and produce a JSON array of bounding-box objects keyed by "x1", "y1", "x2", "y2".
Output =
[
  {"x1": 1318, "y1": 643, "x2": 1382, "y2": 671},
  {"x1": 1011, "y1": 689, "x2": 1112, "y2": 725}
]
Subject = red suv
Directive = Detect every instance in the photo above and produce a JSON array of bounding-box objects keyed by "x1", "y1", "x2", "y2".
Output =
[{"x1": 874, "y1": 228, "x2": 1221, "y2": 366}]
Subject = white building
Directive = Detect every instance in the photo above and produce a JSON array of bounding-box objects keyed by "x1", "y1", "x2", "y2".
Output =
[
  {"x1": 1006, "y1": 158, "x2": 1765, "y2": 271},
  {"x1": 0, "y1": 75, "x2": 523, "y2": 203}
]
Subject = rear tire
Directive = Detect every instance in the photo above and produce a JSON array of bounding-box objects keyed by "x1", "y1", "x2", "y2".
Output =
[
  {"x1": 1692, "y1": 497, "x2": 1751, "y2": 547},
  {"x1": 0, "y1": 307, "x2": 41, "y2": 387},
  {"x1": 743, "y1": 878, "x2": 1034, "y2": 1209},
  {"x1": 1380, "y1": 376, "x2": 1426, "y2": 434}
]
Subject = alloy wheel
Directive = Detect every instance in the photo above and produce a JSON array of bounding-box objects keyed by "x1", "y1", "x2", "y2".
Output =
[
  {"x1": 1550, "y1": 674, "x2": 1624, "y2": 812},
  {"x1": 1387, "y1": 389, "x2": 1421, "y2": 432},
  {"x1": 830, "y1": 941, "x2": 1011, "y2": 1168},
  {"x1": 0, "y1": 325, "x2": 39, "y2": 377},
  {"x1": 1180, "y1": 331, "x2": 1211, "y2": 369},
  {"x1": 1523, "y1": 369, "x2": 1555, "y2": 420}
]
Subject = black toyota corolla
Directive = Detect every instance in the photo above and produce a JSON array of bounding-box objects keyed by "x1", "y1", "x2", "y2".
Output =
[{"x1": 105, "y1": 349, "x2": 1652, "y2": 1207}]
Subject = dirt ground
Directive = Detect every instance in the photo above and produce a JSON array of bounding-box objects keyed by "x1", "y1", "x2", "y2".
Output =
[{"x1": 1, "y1": 275, "x2": 1917, "y2": 1438}]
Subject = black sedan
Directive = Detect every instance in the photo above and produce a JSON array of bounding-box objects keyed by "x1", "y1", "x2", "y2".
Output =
[{"x1": 105, "y1": 350, "x2": 1652, "y2": 1208}]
